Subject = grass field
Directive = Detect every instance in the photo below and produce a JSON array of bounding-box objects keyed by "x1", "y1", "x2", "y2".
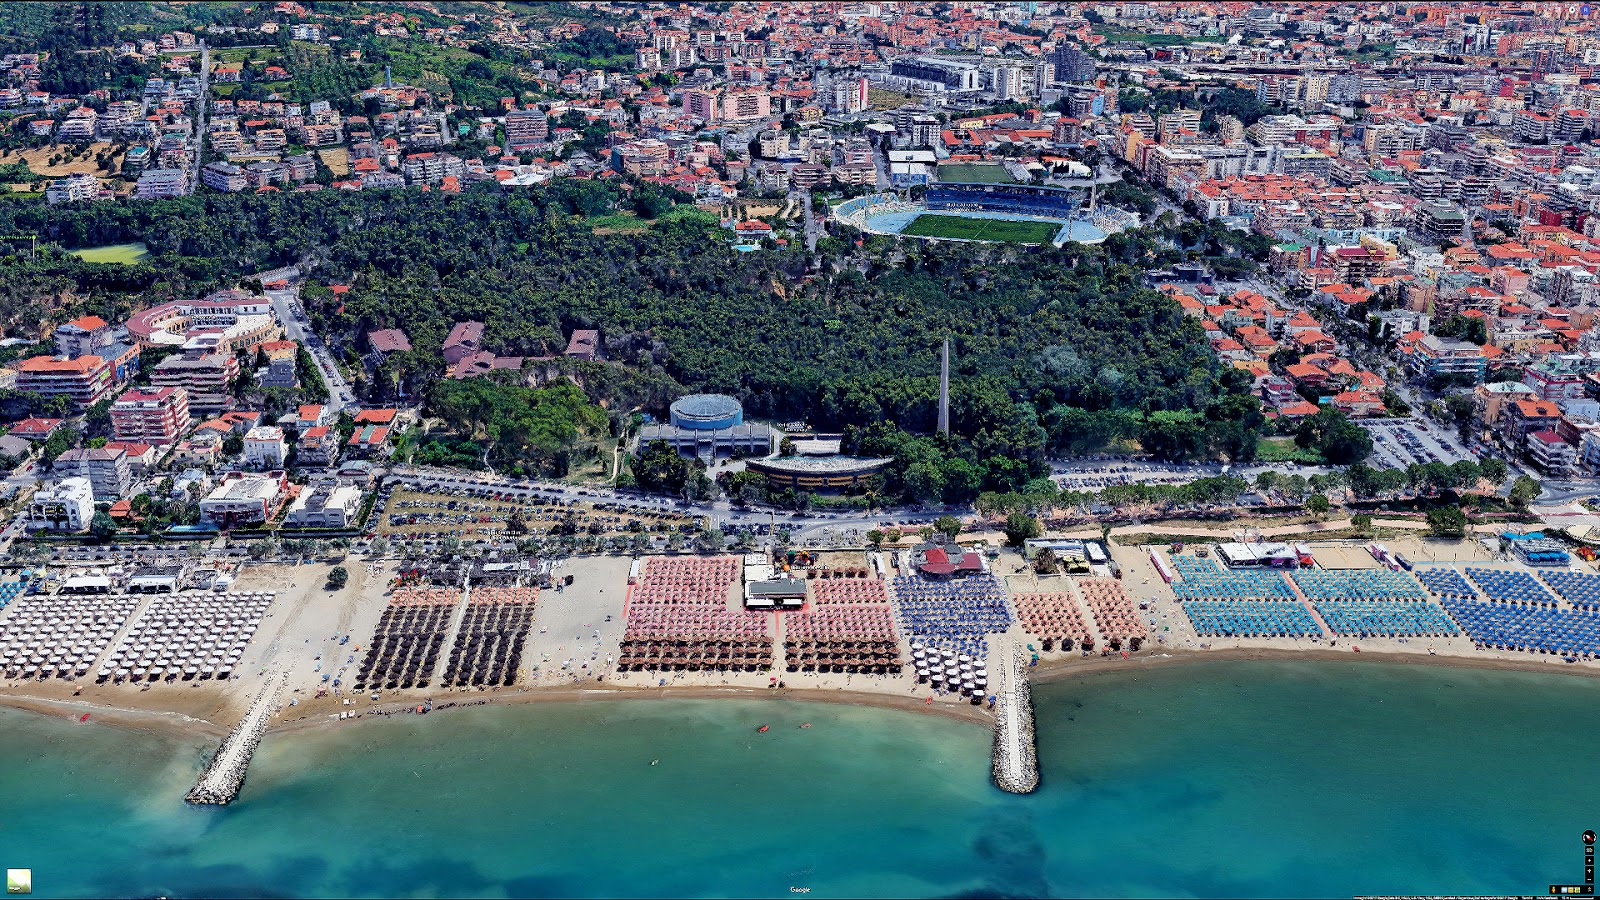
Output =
[
  {"x1": 0, "y1": 143, "x2": 123, "y2": 178},
  {"x1": 70, "y1": 242, "x2": 150, "y2": 265},
  {"x1": 901, "y1": 214, "x2": 1059, "y2": 244},
  {"x1": 936, "y1": 162, "x2": 1015, "y2": 184},
  {"x1": 317, "y1": 147, "x2": 350, "y2": 177},
  {"x1": 1255, "y1": 436, "x2": 1326, "y2": 465},
  {"x1": 1093, "y1": 27, "x2": 1210, "y2": 46}
]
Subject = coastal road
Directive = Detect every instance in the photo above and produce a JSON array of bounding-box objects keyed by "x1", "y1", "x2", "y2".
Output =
[{"x1": 387, "y1": 466, "x2": 949, "y2": 544}]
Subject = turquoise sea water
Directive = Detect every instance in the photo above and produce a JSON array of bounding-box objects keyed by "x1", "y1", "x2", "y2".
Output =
[{"x1": 0, "y1": 660, "x2": 1595, "y2": 898}]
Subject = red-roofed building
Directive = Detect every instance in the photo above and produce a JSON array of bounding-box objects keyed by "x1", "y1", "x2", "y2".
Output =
[
  {"x1": 564, "y1": 329, "x2": 603, "y2": 361},
  {"x1": 1504, "y1": 399, "x2": 1563, "y2": 444},
  {"x1": 10, "y1": 417, "x2": 62, "y2": 441},
  {"x1": 110, "y1": 387, "x2": 191, "y2": 445},
  {"x1": 442, "y1": 321, "x2": 485, "y2": 365},
  {"x1": 296, "y1": 424, "x2": 339, "y2": 465},
  {"x1": 347, "y1": 423, "x2": 391, "y2": 457},
  {"x1": 54, "y1": 314, "x2": 111, "y2": 359},
  {"x1": 1528, "y1": 429, "x2": 1577, "y2": 476},
  {"x1": 368, "y1": 328, "x2": 411, "y2": 355},
  {"x1": 15, "y1": 354, "x2": 114, "y2": 409},
  {"x1": 1331, "y1": 390, "x2": 1386, "y2": 418}
]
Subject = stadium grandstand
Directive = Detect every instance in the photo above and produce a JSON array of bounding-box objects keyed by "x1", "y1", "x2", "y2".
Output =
[{"x1": 926, "y1": 183, "x2": 1083, "y2": 217}]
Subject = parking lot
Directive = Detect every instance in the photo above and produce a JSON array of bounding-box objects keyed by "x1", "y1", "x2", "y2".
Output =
[
  {"x1": 1051, "y1": 458, "x2": 1230, "y2": 491},
  {"x1": 1362, "y1": 419, "x2": 1473, "y2": 470},
  {"x1": 374, "y1": 486, "x2": 702, "y2": 547}
]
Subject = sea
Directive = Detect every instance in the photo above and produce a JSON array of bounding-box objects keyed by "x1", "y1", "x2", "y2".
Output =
[{"x1": 1, "y1": 659, "x2": 1594, "y2": 899}]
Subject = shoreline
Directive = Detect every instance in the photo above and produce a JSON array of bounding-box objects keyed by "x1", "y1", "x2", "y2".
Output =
[
  {"x1": 0, "y1": 692, "x2": 230, "y2": 741},
  {"x1": 1027, "y1": 643, "x2": 1600, "y2": 683},
  {"x1": 267, "y1": 681, "x2": 1000, "y2": 735},
  {"x1": 6, "y1": 646, "x2": 1600, "y2": 741}
]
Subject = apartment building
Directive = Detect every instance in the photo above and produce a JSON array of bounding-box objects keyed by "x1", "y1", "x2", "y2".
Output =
[
  {"x1": 283, "y1": 481, "x2": 363, "y2": 528},
  {"x1": 295, "y1": 425, "x2": 339, "y2": 466},
  {"x1": 201, "y1": 161, "x2": 248, "y2": 192},
  {"x1": 45, "y1": 172, "x2": 101, "y2": 205},
  {"x1": 243, "y1": 425, "x2": 287, "y2": 469},
  {"x1": 54, "y1": 315, "x2": 113, "y2": 359},
  {"x1": 26, "y1": 477, "x2": 94, "y2": 533},
  {"x1": 110, "y1": 386, "x2": 192, "y2": 445},
  {"x1": 504, "y1": 107, "x2": 549, "y2": 150},
  {"x1": 1528, "y1": 429, "x2": 1577, "y2": 476},
  {"x1": 15, "y1": 354, "x2": 115, "y2": 410},
  {"x1": 149, "y1": 350, "x2": 240, "y2": 415},
  {"x1": 135, "y1": 167, "x2": 188, "y2": 200},
  {"x1": 53, "y1": 447, "x2": 132, "y2": 500}
]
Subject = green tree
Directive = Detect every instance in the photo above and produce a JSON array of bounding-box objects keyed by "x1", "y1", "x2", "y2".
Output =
[
  {"x1": 1426, "y1": 505, "x2": 1467, "y2": 539},
  {"x1": 1295, "y1": 408, "x2": 1372, "y2": 465},
  {"x1": 1004, "y1": 512, "x2": 1041, "y2": 547},
  {"x1": 866, "y1": 529, "x2": 884, "y2": 549},
  {"x1": 1480, "y1": 458, "x2": 1509, "y2": 485},
  {"x1": 933, "y1": 515, "x2": 963, "y2": 540},
  {"x1": 327, "y1": 565, "x2": 349, "y2": 589},
  {"x1": 1307, "y1": 493, "x2": 1331, "y2": 517},
  {"x1": 1351, "y1": 512, "x2": 1373, "y2": 534},
  {"x1": 89, "y1": 509, "x2": 116, "y2": 541},
  {"x1": 1509, "y1": 475, "x2": 1541, "y2": 509}
]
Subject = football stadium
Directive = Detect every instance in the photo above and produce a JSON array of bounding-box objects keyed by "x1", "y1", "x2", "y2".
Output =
[{"x1": 835, "y1": 183, "x2": 1132, "y2": 246}]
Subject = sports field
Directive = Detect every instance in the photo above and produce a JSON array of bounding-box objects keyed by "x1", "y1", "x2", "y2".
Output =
[
  {"x1": 69, "y1": 242, "x2": 150, "y2": 264},
  {"x1": 900, "y1": 214, "x2": 1059, "y2": 243},
  {"x1": 936, "y1": 162, "x2": 1015, "y2": 184}
]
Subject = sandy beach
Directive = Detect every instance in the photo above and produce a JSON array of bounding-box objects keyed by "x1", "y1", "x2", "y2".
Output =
[{"x1": 6, "y1": 529, "x2": 1600, "y2": 746}]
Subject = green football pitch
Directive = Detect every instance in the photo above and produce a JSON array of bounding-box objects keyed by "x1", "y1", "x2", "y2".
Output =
[{"x1": 899, "y1": 214, "x2": 1060, "y2": 244}]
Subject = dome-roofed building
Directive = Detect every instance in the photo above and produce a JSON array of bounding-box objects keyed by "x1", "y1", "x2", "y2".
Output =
[
  {"x1": 670, "y1": 393, "x2": 745, "y2": 431},
  {"x1": 638, "y1": 394, "x2": 772, "y2": 460}
]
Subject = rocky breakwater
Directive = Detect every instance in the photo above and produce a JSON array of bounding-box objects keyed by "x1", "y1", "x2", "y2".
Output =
[
  {"x1": 991, "y1": 644, "x2": 1038, "y2": 794},
  {"x1": 185, "y1": 675, "x2": 285, "y2": 806}
]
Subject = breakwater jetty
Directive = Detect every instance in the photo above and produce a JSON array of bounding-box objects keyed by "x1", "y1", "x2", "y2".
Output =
[
  {"x1": 991, "y1": 643, "x2": 1038, "y2": 794},
  {"x1": 186, "y1": 675, "x2": 285, "y2": 806}
]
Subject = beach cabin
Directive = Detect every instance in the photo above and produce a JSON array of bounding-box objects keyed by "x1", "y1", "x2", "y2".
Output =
[
  {"x1": 744, "y1": 578, "x2": 806, "y2": 610},
  {"x1": 1215, "y1": 542, "x2": 1300, "y2": 569}
]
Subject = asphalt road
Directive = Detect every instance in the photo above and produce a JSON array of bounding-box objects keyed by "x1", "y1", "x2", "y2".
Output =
[
  {"x1": 387, "y1": 466, "x2": 949, "y2": 543},
  {"x1": 264, "y1": 277, "x2": 352, "y2": 417},
  {"x1": 187, "y1": 42, "x2": 208, "y2": 194}
]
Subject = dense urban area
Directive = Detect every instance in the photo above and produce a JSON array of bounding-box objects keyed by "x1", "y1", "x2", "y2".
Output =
[{"x1": 9, "y1": 0, "x2": 1600, "y2": 827}]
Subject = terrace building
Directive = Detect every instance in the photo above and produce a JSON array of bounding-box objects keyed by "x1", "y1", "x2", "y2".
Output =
[
  {"x1": 1528, "y1": 429, "x2": 1577, "y2": 476},
  {"x1": 53, "y1": 315, "x2": 112, "y2": 359},
  {"x1": 199, "y1": 471, "x2": 287, "y2": 529},
  {"x1": 1402, "y1": 335, "x2": 1486, "y2": 383},
  {"x1": 283, "y1": 481, "x2": 363, "y2": 529},
  {"x1": 26, "y1": 477, "x2": 94, "y2": 533},
  {"x1": 149, "y1": 350, "x2": 240, "y2": 416},
  {"x1": 295, "y1": 425, "x2": 339, "y2": 466}
]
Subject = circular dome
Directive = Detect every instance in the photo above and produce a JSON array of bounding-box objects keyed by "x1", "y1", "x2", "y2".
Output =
[{"x1": 670, "y1": 394, "x2": 744, "y2": 431}]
